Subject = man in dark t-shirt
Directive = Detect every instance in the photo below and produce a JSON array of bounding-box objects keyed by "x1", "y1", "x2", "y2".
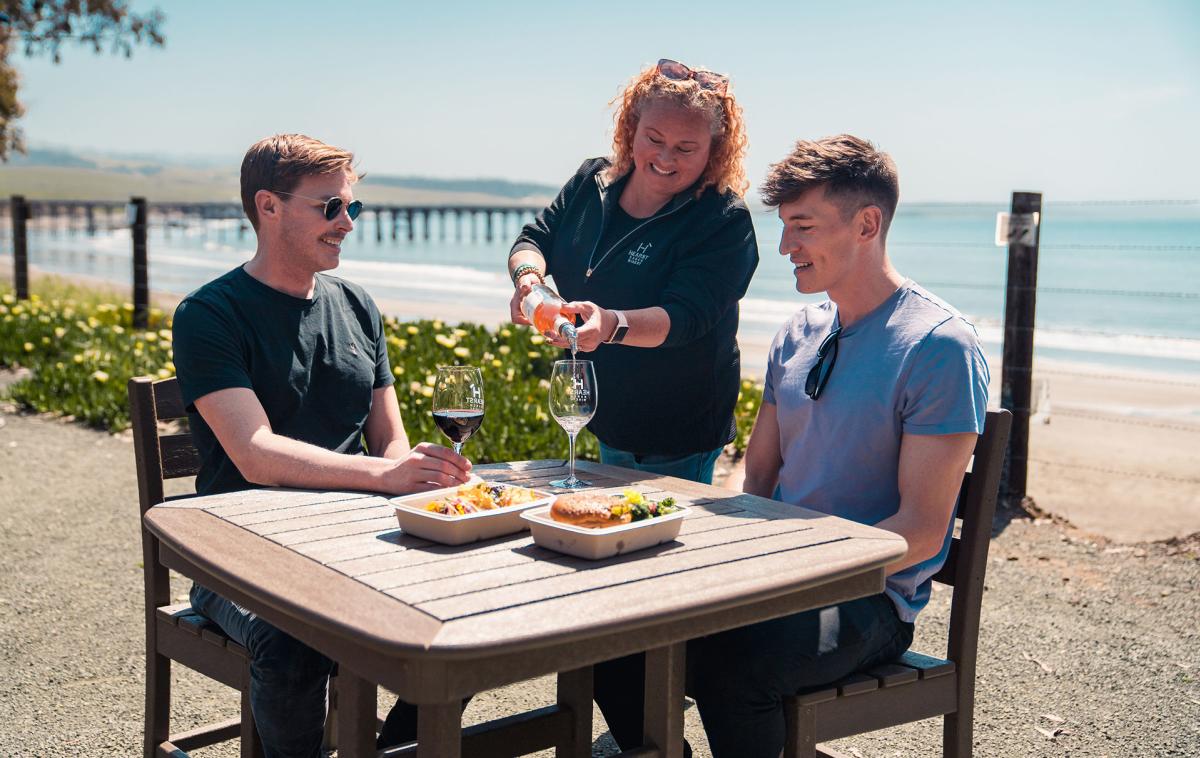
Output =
[{"x1": 172, "y1": 134, "x2": 472, "y2": 757}]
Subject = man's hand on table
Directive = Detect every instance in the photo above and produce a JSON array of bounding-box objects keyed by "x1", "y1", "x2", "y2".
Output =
[{"x1": 381, "y1": 442, "x2": 473, "y2": 493}]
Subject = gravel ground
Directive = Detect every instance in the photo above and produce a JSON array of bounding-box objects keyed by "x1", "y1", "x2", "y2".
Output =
[{"x1": 1, "y1": 406, "x2": 1198, "y2": 757}]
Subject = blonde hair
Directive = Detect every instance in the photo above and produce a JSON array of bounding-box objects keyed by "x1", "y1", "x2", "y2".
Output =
[
  {"x1": 604, "y1": 64, "x2": 748, "y2": 198},
  {"x1": 240, "y1": 134, "x2": 359, "y2": 229}
]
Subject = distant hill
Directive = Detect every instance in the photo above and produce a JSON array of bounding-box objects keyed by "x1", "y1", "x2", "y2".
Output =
[{"x1": 0, "y1": 147, "x2": 557, "y2": 206}]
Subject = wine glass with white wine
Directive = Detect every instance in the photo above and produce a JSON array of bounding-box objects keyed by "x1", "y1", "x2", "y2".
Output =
[{"x1": 547, "y1": 359, "x2": 597, "y2": 489}]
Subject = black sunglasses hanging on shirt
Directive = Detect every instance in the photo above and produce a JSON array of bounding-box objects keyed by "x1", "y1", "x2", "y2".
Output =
[{"x1": 804, "y1": 326, "x2": 842, "y2": 400}]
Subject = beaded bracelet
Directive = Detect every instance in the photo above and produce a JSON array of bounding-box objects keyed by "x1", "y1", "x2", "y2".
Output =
[{"x1": 511, "y1": 263, "x2": 545, "y2": 286}]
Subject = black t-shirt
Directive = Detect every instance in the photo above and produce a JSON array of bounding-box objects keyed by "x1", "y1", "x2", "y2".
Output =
[{"x1": 172, "y1": 267, "x2": 394, "y2": 495}]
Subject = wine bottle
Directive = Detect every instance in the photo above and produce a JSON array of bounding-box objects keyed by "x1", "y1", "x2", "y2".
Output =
[{"x1": 521, "y1": 283, "x2": 578, "y2": 355}]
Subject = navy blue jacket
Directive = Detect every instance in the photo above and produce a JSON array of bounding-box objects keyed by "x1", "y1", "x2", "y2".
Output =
[{"x1": 511, "y1": 158, "x2": 758, "y2": 455}]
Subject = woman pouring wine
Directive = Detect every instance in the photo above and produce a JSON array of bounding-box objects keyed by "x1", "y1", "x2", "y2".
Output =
[{"x1": 507, "y1": 58, "x2": 758, "y2": 485}]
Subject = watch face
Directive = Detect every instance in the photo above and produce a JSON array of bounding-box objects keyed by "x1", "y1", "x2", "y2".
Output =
[{"x1": 611, "y1": 325, "x2": 629, "y2": 344}]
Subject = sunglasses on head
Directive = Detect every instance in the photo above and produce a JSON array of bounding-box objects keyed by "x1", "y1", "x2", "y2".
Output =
[
  {"x1": 804, "y1": 325, "x2": 842, "y2": 401},
  {"x1": 273, "y1": 190, "x2": 363, "y2": 221},
  {"x1": 656, "y1": 58, "x2": 729, "y2": 94}
]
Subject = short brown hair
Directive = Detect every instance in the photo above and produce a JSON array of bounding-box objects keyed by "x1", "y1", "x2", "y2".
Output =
[
  {"x1": 760, "y1": 134, "x2": 899, "y2": 234},
  {"x1": 605, "y1": 64, "x2": 749, "y2": 198},
  {"x1": 240, "y1": 134, "x2": 358, "y2": 229}
]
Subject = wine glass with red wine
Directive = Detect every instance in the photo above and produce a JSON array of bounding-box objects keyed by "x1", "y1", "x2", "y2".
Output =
[{"x1": 432, "y1": 366, "x2": 485, "y2": 456}]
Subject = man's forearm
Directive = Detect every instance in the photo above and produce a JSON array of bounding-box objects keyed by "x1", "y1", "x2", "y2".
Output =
[{"x1": 240, "y1": 429, "x2": 395, "y2": 491}]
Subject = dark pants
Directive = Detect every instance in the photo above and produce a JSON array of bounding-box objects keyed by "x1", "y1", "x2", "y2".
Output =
[
  {"x1": 593, "y1": 593, "x2": 913, "y2": 758},
  {"x1": 192, "y1": 584, "x2": 453, "y2": 758}
]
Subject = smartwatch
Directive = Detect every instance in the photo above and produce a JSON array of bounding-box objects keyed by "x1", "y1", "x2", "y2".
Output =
[{"x1": 606, "y1": 309, "x2": 629, "y2": 344}]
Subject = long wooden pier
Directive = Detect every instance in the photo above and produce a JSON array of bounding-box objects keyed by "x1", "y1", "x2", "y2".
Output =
[{"x1": 0, "y1": 198, "x2": 542, "y2": 244}]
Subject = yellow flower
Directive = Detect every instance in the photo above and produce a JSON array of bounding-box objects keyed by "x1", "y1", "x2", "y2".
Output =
[
  {"x1": 0, "y1": 305, "x2": 7, "y2": 315},
  {"x1": 453, "y1": 328, "x2": 468, "y2": 338},
  {"x1": 396, "y1": 338, "x2": 408, "y2": 349},
  {"x1": 529, "y1": 334, "x2": 545, "y2": 345},
  {"x1": 387, "y1": 335, "x2": 401, "y2": 347},
  {"x1": 393, "y1": 365, "x2": 405, "y2": 375},
  {"x1": 420, "y1": 385, "x2": 434, "y2": 398},
  {"x1": 1, "y1": 294, "x2": 13, "y2": 304},
  {"x1": 538, "y1": 379, "x2": 550, "y2": 390},
  {"x1": 55, "y1": 362, "x2": 64, "y2": 370},
  {"x1": 122, "y1": 302, "x2": 134, "y2": 312},
  {"x1": 453, "y1": 347, "x2": 470, "y2": 358},
  {"x1": 144, "y1": 331, "x2": 158, "y2": 342},
  {"x1": 40, "y1": 336, "x2": 50, "y2": 345},
  {"x1": 500, "y1": 329, "x2": 511, "y2": 338},
  {"x1": 73, "y1": 354, "x2": 84, "y2": 364},
  {"x1": 425, "y1": 374, "x2": 437, "y2": 386},
  {"x1": 409, "y1": 381, "x2": 423, "y2": 394},
  {"x1": 23, "y1": 342, "x2": 34, "y2": 352},
  {"x1": 91, "y1": 370, "x2": 110, "y2": 383},
  {"x1": 435, "y1": 334, "x2": 457, "y2": 348},
  {"x1": 157, "y1": 368, "x2": 171, "y2": 379},
  {"x1": 623, "y1": 489, "x2": 645, "y2": 506},
  {"x1": 164, "y1": 361, "x2": 175, "y2": 372},
  {"x1": 11, "y1": 305, "x2": 23, "y2": 315},
  {"x1": 406, "y1": 325, "x2": 419, "y2": 335},
  {"x1": 527, "y1": 351, "x2": 540, "y2": 359},
  {"x1": 744, "y1": 401, "x2": 755, "y2": 410},
  {"x1": 54, "y1": 326, "x2": 66, "y2": 338},
  {"x1": 111, "y1": 324, "x2": 125, "y2": 334},
  {"x1": 498, "y1": 345, "x2": 511, "y2": 355},
  {"x1": 159, "y1": 329, "x2": 172, "y2": 341},
  {"x1": 432, "y1": 320, "x2": 444, "y2": 330},
  {"x1": 491, "y1": 359, "x2": 502, "y2": 368}
]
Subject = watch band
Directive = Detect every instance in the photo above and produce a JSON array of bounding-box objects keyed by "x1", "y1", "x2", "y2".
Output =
[{"x1": 607, "y1": 309, "x2": 629, "y2": 344}]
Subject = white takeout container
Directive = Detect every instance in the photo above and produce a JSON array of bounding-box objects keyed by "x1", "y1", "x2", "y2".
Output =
[
  {"x1": 392, "y1": 483, "x2": 554, "y2": 545},
  {"x1": 521, "y1": 503, "x2": 690, "y2": 560}
]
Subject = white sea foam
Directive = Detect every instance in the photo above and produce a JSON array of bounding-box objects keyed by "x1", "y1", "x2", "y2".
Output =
[{"x1": 20, "y1": 234, "x2": 1200, "y2": 369}]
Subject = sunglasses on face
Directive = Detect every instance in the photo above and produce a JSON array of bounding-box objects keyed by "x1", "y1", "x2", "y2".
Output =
[
  {"x1": 273, "y1": 190, "x2": 363, "y2": 221},
  {"x1": 804, "y1": 326, "x2": 842, "y2": 401},
  {"x1": 656, "y1": 58, "x2": 729, "y2": 94}
]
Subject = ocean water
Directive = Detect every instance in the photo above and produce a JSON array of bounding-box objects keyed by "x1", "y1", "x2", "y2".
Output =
[{"x1": 5, "y1": 202, "x2": 1199, "y2": 377}]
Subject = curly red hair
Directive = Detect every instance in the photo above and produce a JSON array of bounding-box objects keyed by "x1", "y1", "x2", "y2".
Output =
[{"x1": 604, "y1": 64, "x2": 749, "y2": 198}]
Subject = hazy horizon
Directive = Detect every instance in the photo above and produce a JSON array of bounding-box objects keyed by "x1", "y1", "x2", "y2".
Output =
[{"x1": 8, "y1": 1, "x2": 1199, "y2": 203}]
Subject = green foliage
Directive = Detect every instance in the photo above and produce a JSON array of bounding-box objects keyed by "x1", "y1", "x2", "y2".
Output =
[
  {"x1": 0, "y1": 280, "x2": 765, "y2": 461},
  {"x1": 1, "y1": 1, "x2": 167, "y2": 160}
]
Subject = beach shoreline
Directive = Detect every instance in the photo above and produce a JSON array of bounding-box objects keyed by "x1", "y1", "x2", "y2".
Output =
[{"x1": 3, "y1": 263, "x2": 1197, "y2": 543}]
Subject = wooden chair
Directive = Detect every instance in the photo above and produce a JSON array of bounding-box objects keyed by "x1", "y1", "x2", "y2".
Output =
[
  {"x1": 129, "y1": 375, "x2": 263, "y2": 758},
  {"x1": 783, "y1": 409, "x2": 1012, "y2": 758}
]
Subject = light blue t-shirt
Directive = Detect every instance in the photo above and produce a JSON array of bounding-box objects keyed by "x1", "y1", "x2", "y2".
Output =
[{"x1": 763, "y1": 280, "x2": 989, "y2": 622}]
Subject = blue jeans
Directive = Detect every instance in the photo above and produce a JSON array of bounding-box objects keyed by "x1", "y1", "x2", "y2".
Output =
[
  {"x1": 191, "y1": 584, "x2": 435, "y2": 757},
  {"x1": 597, "y1": 441, "x2": 724, "y2": 485},
  {"x1": 593, "y1": 594, "x2": 913, "y2": 758}
]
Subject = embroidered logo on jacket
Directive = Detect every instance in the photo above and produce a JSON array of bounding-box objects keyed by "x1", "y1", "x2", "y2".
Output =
[{"x1": 627, "y1": 242, "x2": 652, "y2": 265}]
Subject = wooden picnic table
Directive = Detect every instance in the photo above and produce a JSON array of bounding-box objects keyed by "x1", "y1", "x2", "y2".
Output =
[{"x1": 143, "y1": 459, "x2": 907, "y2": 757}]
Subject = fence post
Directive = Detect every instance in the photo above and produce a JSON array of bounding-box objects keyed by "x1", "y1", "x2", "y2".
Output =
[
  {"x1": 10, "y1": 195, "x2": 30, "y2": 300},
  {"x1": 999, "y1": 191, "x2": 1042, "y2": 506},
  {"x1": 131, "y1": 197, "x2": 149, "y2": 329}
]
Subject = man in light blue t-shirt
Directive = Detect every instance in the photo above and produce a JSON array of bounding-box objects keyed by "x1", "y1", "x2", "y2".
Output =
[{"x1": 684, "y1": 135, "x2": 989, "y2": 758}]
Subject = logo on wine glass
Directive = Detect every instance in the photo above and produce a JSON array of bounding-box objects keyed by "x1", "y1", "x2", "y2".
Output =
[
  {"x1": 571, "y1": 375, "x2": 590, "y2": 402},
  {"x1": 467, "y1": 384, "x2": 484, "y2": 409}
]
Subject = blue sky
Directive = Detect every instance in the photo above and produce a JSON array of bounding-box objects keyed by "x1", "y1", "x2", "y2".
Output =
[{"x1": 11, "y1": 0, "x2": 1199, "y2": 201}]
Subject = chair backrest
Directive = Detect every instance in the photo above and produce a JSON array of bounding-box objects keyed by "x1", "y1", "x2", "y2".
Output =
[
  {"x1": 929, "y1": 409, "x2": 1012, "y2": 677},
  {"x1": 129, "y1": 376, "x2": 201, "y2": 611},
  {"x1": 129, "y1": 376, "x2": 201, "y2": 514}
]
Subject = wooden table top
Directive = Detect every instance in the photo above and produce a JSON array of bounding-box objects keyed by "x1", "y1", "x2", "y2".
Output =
[{"x1": 144, "y1": 460, "x2": 906, "y2": 699}]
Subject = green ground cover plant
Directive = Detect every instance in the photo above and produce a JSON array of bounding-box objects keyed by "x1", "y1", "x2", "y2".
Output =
[{"x1": 0, "y1": 278, "x2": 763, "y2": 462}]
